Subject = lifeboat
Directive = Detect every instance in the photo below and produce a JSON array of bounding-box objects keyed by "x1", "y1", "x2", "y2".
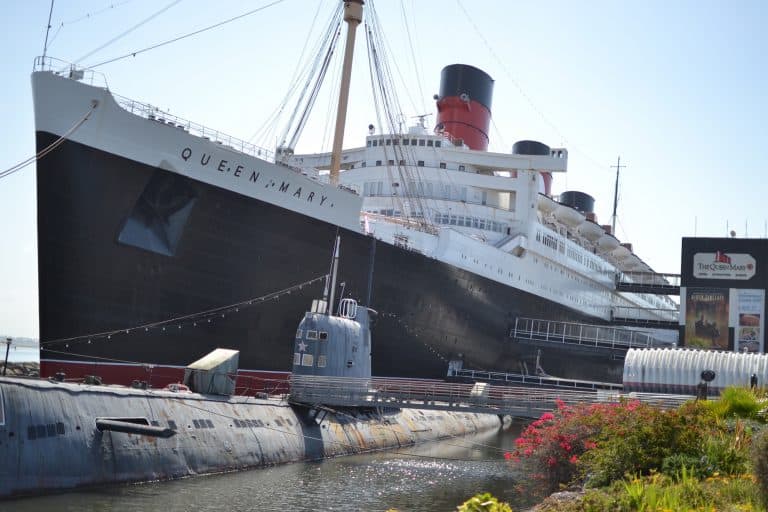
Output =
[
  {"x1": 597, "y1": 233, "x2": 620, "y2": 252},
  {"x1": 611, "y1": 245, "x2": 631, "y2": 260},
  {"x1": 622, "y1": 254, "x2": 642, "y2": 270},
  {"x1": 537, "y1": 194, "x2": 559, "y2": 215},
  {"x1": 577, "y1": 219, "x2": 604, "y2": 241},
  {"x1": 554, "y1": 204, "x2": 585, "y2": 227}
]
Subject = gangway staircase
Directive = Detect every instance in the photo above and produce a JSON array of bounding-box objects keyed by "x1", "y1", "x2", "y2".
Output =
[
  {"x1": 289, "y1": 375, "x2": 691, "y2": 420},
  {"x1": 615, "y1": 272, "x2": 681, "y2": 295},
  {"x1": 447, "y1": 367, "x2": 622, "y2": 392},
  {"x1": 511, "y1": 317, "x2": 676, "y2": 357}
]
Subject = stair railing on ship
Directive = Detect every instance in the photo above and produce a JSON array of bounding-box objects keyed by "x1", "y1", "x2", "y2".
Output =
[{"x1": 511, "y1": 317, "x2": 670, "y2": 350}]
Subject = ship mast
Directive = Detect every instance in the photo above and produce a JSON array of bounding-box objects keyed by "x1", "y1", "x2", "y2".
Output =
[
  {"x1": 610, "y1": 156, "x2": 625, "y2": 234},
  {"x1": 329, "y1": 0, "x2": 364, "y2": 187}
]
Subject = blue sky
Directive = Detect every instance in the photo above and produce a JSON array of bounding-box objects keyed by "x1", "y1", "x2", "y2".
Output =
[{"x1": 2, "y1": 0, "x2": 767, "y2": 338}]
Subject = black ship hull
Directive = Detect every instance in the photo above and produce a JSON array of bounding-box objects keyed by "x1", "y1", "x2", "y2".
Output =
[{"x1": 36, "y1": 132, "x2": 623, "y2": 385}]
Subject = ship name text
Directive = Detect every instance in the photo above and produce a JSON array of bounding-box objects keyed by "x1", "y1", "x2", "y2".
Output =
[{"x1": 180, "y1": 147, "x2": 332, "y2": 207}]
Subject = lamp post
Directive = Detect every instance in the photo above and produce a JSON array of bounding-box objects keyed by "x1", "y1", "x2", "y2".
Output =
[{"x1": 2, "y1": 337, "x2": 11, "y2": 376}]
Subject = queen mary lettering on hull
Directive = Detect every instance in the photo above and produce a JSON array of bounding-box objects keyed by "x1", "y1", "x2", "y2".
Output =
[{"x1": 31, "y1": 0, "x2": 677, "y2": 390}]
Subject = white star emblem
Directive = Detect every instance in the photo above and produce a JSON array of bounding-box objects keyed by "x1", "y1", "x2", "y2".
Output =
[{"x1": 297, "y1": 340, "x2": 308, "y2": 352}]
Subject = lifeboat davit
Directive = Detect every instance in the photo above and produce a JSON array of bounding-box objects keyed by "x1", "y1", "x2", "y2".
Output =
[{"x1": 577, "y1": 220, "x2": 604, "y2": 241}]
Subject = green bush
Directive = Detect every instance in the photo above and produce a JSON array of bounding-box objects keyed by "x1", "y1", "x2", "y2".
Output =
[
  {"x1": 456, "y1": 492, "x2": 513, "y2": 512},
  {"x1": 752, "y1": 428, "x2": 768, "y2": 506},
  {"x1": 705, "y1": 386, "x2": 764, "y2": 421}
]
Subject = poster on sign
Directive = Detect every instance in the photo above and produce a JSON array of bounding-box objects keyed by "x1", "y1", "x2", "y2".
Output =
[
  {"x1": 734, "y1": 289, "x2": 765, "y2": 353},
  {"x1": 685, "y1": 287, "x2": 730, "y2": 350}
]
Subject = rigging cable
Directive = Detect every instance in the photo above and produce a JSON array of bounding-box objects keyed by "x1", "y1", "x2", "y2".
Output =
[
  {"x1": 455, "y1": 0, "x2": 612, "y2": 175},
  {"x1": 247, "y1": 0, "x2": 331, "y2": 146},
  {"x1": 0, "y1": 102, "x2": 98, "y2": 180},
  {"x1": 75, "y1": 0, "x2": 184, "y2": 65},
  {"x1": 86, "y1": 0, "x2": 287, "y2": 69},
  {"x1": 47, "y1": 0, "x2": 138, "y2": 48}
]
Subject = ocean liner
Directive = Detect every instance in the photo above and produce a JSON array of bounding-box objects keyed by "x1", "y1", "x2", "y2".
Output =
[{"x1": 31, "y1": 1, "x2": 677, "y2": 389}]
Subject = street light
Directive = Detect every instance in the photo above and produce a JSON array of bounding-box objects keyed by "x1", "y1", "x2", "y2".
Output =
[{"x1": 2, "y1": 337, "x2": 11, "y2": 376}]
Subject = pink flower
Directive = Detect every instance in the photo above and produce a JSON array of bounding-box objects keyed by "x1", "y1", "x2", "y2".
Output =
[
  {"x1": 569, "y1": 455, "x2": 579, "y2": 464},
  {"x1": 540, "y1": 412, "x2": 555, "y2": 422},
  {"x1": 504, "y1": 452, "x2": 512, "y2": 460}
]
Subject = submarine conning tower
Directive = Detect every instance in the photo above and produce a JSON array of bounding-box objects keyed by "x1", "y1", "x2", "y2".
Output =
[
  {"x1": 435, "y1": 64, "x2": 494, "y2": 151},
  {"x1": 292, "y1": 298, "x2": 372, "y2": 380}
]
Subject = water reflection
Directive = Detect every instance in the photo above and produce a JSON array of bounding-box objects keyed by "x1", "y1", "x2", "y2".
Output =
[{"x1": 4, "y1": 421, "x2": 534, "y2": 512}]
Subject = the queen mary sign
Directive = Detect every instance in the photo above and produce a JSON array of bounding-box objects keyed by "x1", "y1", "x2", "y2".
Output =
[{"x1": 693, "y1": 251, "x2": 756, "y2": 280}]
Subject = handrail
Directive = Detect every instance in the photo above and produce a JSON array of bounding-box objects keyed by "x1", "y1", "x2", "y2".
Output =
[
  {"x1": 33, "y1": 56, "x2": 277, "y2": 163},
  {"x1": 511, "y1": 317, "x2": 677, "y2": 350}
]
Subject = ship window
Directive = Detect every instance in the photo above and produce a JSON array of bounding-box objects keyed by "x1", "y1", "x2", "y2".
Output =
[
  {"x1": 317, "y1": 355, "x2": 327, "y2": 368},
  {"x1": 385, "y1": 139, "x2": 391, "y2": 146},
  {"x1": 399, "y1": 160, "x2": 405, "y2": 166},
  {"x1": 411, "y1": 139, "x2": 417, "y2": 145},
  {"x1": 319, "y1": 331, "x2": 328, "y2": 340},
  {"x1": 418, "y1": 139, "x2": 425, "y2": 146},
  {"x1": 459, "y1": 165, "x2": 465, "y2": 171},
  {"x1": 439, "y1": 162, "x2": 446, "y2": 169},
  {"x1": 392, "y1": 139, "x2": 399, "y2": 145},
  {"x1": 296, "y1": 329, "x2": 303, "y2": 339},
  {"x1": 301, "y1": 353, "x2": 314, "y2": 367},
  {"x1": 435, "y1": 141, "x2": 441, "y2": 148},
  {"x1": 366, "y1": 140, "x2": 371, "y2": 147},
  {"x1": 376, "y1": 160, "x2": 382, "y2": 166},
  {"x1": 417, "y1": 160, "x2": 424, "y2": 167},
  {"x1": 427, "y1": 140, "x2": 434, "y2": 147},
  {"x1": 306, "y1": 330, "x2": 318, "y2": 340},
  {"x1": 372, "y1": 140, "x2": 378, "y2": 147},
  {"x1": 403, "y1": 139, "x2": 409, "y2": 146},
  {"x1": 361, "y1": 161, "x2": 366, "y2": 167},
  {"x1": 388, "y1": 160, "x2": 394, "y2": 165},
  {"x1": 117, "y1": 171, "x2": 198, "y2": 257},
  {"x1": 293, "y1": 353, "x2": 301, "y2": 365}
]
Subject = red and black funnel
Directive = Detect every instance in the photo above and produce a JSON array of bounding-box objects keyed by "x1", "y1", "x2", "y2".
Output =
[{"x1": 435, "y1": 64, "x2": 494, "y2": 151}]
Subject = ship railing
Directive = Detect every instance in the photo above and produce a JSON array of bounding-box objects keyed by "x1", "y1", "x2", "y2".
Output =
[
  {"x1": 511, "y1": 317, "x2": 674, "y2": 350},
  {"x1": 608, "y1": 305, "x2": 680, "y2": 323},
  {"x1": 446, "y1": 368, "x2": 623, "y2": 392},
  {"x1": 288, "y1": 375, "x2": 691, "y2": 417},
  {"x1": 616, "y1": 271, "x2": 681, "y2": 288},
  {"x1": 362, "y1": 212, "x2": 440, "y2": 235},
  {"x1": 111, "y1": 93, "x2": 277, "y2": 162},
  {"x1": 33, "y1": 55, "x2": 109, "y2": 88}
]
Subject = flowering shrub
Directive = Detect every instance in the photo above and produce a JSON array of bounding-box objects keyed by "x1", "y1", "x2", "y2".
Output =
[{"x1": 511, "y1": 398, "x2": 715, "y2": 491}]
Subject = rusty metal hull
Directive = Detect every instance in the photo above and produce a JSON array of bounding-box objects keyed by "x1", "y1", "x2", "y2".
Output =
[{"x1": 0, "y1": 377, "x2": 502, "y2": 498}]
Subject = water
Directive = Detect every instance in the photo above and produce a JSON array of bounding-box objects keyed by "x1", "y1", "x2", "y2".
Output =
[
  {"x1": 4, "y1": 346, "x2": 38, "y2": 363},
  {"x1": 3, "y1": 422, "x2": 538, "y2": 511}
]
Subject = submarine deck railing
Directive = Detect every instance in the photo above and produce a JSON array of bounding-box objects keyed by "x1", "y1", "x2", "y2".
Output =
[
  {"x1": 288, "y1": 375, "x2": 691, "y2": 419},
  {"x1": 511, "y1": 317, "x2": 677, "y2": 351}
]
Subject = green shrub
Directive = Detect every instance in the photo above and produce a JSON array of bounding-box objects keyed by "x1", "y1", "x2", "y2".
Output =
[
  {"x1": 706, "y1": 386, "x2": 764, "y2": 421},
  {"x1": 752, "y1": 428, "x2": 768, "y2": 506},
  {"x1": 456, "y1": 492, "x2": 513, "y2": 512}
]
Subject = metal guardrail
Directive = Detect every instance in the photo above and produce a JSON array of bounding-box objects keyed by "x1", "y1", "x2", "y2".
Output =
[
  {"x1": 288, "y1": 375, "x2": 691, "y2": 419},
  {"x1": 511, "y1": 317, "x2": 674, "y2": 351},
  {"x1": 447, "y1": 368, "x2": 623, "y2": 391},
  {"x1": 617, "y1": 272, "x2": 681, "y2": 288},
  {"x1": 33, "y1": 56, "x2": 277, "y2": 163}
]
